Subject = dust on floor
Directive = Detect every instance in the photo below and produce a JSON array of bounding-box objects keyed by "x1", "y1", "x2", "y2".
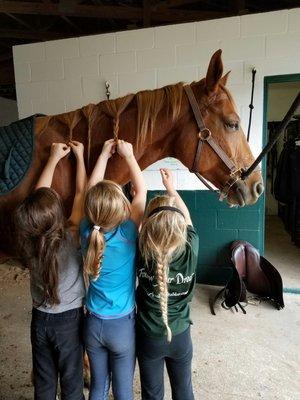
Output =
[{"x1": 0, "y1": 262, "x2": 299, "y2": 400}]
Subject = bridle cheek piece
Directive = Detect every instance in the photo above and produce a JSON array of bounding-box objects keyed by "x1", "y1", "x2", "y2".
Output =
[{"x1": 184, "y1": 85, "x2": 245, "y2": 202}]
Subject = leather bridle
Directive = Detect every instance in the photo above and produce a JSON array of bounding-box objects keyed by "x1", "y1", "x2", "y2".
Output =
[{"x1": 184, "y1": 85, "x2": 245, "y2": 201}]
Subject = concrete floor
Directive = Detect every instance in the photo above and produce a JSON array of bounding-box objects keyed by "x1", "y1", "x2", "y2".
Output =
[{"x1": 0, "y1": 215, "x2": 299, "y2": 399}]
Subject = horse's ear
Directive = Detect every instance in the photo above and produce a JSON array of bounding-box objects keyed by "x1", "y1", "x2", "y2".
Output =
[
  {"x1": 220, "y1": 71, "x2": 231, "y2": 86},
  {"x1": 205, "y1": 49, "x2": 223, "y2": 94}
]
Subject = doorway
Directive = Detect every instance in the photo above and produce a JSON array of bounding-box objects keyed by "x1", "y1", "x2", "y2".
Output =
[{"x1": 263, "y1": 74, "x2": 300, "y2": 290}]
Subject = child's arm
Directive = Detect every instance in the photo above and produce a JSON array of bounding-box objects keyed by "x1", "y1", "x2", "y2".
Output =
[
  {"x1": 160, "y1": 168, "x2": 193, "y2": 226},
  {"x1": 117, "y1": 140, "x2": 147, "y2": 227},
  {"x1": 35, "y1": 143, "x2": 70, "y2": 189},
  {"x1": 87, "y1": 139, "x2": 116, "y2": 189},
  {"x1": 68, "y1": 141, "x2": 87, "y2": 228}
]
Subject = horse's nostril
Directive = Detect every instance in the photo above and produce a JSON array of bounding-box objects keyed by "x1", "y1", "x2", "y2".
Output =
[{"x1": 254, "y1": 182, "x2": 264, "y2": 197}]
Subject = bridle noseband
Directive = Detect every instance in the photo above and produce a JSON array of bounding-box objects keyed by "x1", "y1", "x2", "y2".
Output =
[{"x1": 184, "y1": 85, "x2": 245, "y2": 201}]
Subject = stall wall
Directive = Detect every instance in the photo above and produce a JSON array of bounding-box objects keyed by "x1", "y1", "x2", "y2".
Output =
[{"x1": 13, "y1": 9, "x2": 300, "y2": 284}]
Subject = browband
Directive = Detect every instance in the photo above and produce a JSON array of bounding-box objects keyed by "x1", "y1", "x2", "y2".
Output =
[{"x1": 147, "y1": 206, "x2": 185, "y2": 219}]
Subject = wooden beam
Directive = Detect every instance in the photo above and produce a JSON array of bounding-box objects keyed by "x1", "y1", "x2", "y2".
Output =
[
  {"x1": 0, "y1": 1, "x2": 143, "y2": 20},
  {"x1": 60, "y1": 15, "x2": 82, "y2": 32},
  {"x1": 0, "y1": 29, "x2": 76, "y2": 40},
  {"x1": 152, "y1": 8, "x2": 231, "y2": 22},
  {"x1": 0, "y1": 1, "x2": 230, "y2": 22},
  {"x1": 143, "y1": 0, "x2": 151, "y2": 27},
  {"x1": 4, "y1": 12, "x2": 33, "y2": 30},
  {"x1": 0, "y1": 41, "x2": 12, "y2": 49},
  {"x1": 0, "y1": 51, "x2": 13, "y2": 63},
  {"x1": 154, "y1": 0, "x2": 206, "y2": 9},
  {"x1": 232, "y1": 0, "x2": 247, "y2": 15}
]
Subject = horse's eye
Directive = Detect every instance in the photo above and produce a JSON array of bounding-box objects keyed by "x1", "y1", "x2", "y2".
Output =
[{"x1": 225, "y1": 121, "x2": 239, "y2": 131}]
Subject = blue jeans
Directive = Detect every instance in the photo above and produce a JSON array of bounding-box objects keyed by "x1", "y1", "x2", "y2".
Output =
[
  {"x1": 84, "y1": 310, "x2": 136, "y2": 400},
  {"x1": 136, "y1": 327, "x2": 194, "y2": 400},
  {"x1": 31, "y1": 307, "x2": 84, "y2": 400}
]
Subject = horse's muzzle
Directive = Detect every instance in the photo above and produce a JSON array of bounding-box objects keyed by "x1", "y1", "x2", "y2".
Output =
[{"x1": 230, "y1": 179, "x2": 264, "y2": 206}]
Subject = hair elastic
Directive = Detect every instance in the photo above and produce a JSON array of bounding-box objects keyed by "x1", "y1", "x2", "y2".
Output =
[
  {"x1": 93, "y1": 225, "x2": 101, "y2": 231},
  {"x1": 147, "y1": 206, "x2": 185, "y2": 219}
]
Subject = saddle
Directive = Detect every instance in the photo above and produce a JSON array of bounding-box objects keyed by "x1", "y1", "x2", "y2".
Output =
[
  {"x1": 210, "y1": 240, "x2": 284, "y2": 315},
  {"x1": 0, "y1": 115, "x2": 36, "y2": 195}
]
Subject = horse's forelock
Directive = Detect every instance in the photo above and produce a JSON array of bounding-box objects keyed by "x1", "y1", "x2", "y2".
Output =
[{"x1": 219, "y1": 84, "x2": 239, "y2": 115}]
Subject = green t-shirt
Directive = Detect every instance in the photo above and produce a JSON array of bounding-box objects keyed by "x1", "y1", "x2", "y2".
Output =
[{"x1": 136, "y1": 225, "x2": 199, "y2": 338}]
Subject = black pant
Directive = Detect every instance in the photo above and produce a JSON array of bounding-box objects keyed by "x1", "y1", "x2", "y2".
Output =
[
  {"x1": 31, "y1": 307, "x2": 84, "y2": 400},
  {"x1": 136, "y1": 327, "x2": 194, "y2": 400}
]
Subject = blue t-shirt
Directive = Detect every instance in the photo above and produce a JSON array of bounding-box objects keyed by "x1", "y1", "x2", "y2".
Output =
[{"x1": 80, "y1": 218, "x2": 138, "y2": 318}]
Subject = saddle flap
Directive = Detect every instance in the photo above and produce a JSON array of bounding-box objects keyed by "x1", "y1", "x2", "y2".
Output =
[
  {"x1": 224, "y1": 267, "x2": 247, "y2": 307},
  {"x1": 260, "y1": 256, "x2": 284, "y2": 309},
  {"x1": 231, "y1": 243, "x2": 247, "y2": 279},
  {"x1": 244, "y1": 243, "x2": 272, "y2": 296}
]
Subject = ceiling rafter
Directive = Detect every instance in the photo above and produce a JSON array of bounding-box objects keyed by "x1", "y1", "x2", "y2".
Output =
[
  {"x1": 0, "y1": 1, "x2": 231, "y2": 22},
  {"x1": 0, "y1": 1, "x2": 143, "y2": 20},
  {"x1": 4, "y1": 12, "x2": 33, "y2": 30},
  {"x1": 0, "y1": 28, "x2": 77, "y2": 40},
  {"x1": 60, "y1": 15, "x2": 82, "y2": 32},
  {"x1": 154, "y1": 0, "x2": 208, "y2": 9},
  {"x1": 1, "y1": 0, "x2": 300, "y2": 101},
  {"x1": 0, "y1": 51, "x2": 13, "y2": 63},
  {"x1": 143, "y1": 0, "x2": 151, "y2": 27}
]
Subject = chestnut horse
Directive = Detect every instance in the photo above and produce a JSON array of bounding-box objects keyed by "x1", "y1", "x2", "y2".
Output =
[{"x1": 0, "y1": 49, "x2": 263, "y2": 259}]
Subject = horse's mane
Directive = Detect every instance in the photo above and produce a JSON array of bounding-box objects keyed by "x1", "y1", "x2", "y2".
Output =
[
  {"x1": 41, "y1": 80, "x2": 235, "y2": 154},
  {"x1": 103, "y1": 82, "x2": 184, "y2": 147}
]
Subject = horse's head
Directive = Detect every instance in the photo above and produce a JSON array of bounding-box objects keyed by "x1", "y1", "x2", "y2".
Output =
[{"x1": 177, "y1": 49, "x2": 263, "y2": 207}]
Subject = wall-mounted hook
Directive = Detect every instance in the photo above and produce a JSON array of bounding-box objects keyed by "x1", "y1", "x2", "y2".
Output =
[{"x1": 105, "y1": 81, "x2": 111, "y2": 100}]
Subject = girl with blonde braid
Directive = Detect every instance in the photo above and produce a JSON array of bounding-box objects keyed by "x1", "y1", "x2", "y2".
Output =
[
  {"x1": 136, "y1": 168, "x2": 199, "y2": 400},
  {"x1": 80, "y1": 139, "x2": 146, "y2": 400}
]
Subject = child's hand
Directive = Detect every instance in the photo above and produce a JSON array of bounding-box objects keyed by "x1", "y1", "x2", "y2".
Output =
[
  {"x1": 117, "y1": 140, "x2": 134, "y2": 159},
  {"x1": 50, "y1": 143, "x2": 70, "y2": 162},
  {"x1": 69, "y1": 141, "x2": 84, "y2": 159},
  {"x1": 101, "y1": 139, "x2": 116, "y2": 159},
  {"x1": 160, "y1": 168, "x2": 175, "y2": 192}
]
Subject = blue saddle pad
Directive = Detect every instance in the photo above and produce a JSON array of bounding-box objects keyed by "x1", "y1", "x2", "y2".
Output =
[{"x1": 0, "y1": 115, "x2": 35, "y2": 195}]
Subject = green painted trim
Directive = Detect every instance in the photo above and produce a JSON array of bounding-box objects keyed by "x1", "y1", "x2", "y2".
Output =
[
  {"x1": 283, "y1": 288, "x2": 300, "y2": 295},
  {"x1": 263, "y1": 73, "x2": 300, "y2": 255},
  {"x1": 264, "y1": 74, "x2": 300, "y2": 84}
]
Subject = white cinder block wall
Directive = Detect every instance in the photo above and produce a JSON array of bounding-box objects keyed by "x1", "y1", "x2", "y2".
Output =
[{"x1": 13, "y1": 9, "x2": 300, "y2": 190}]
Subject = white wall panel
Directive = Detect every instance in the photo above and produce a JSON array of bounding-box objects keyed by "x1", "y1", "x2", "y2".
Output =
[{"x1": 13, "y1": 9, "x2": 300, "y2": 190}]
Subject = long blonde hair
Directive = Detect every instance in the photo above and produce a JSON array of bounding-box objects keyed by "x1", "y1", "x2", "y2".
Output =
[
  {"x1": 84, "y1": 180, "x2": 131, "y2": 281},
  {"x1": 139, "y1": 195, "x2": 187, "y2": 341}
]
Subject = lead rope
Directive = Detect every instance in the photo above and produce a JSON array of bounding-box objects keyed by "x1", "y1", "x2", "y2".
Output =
[
  {"x1": 242, "y1": 91, "x2": 300, "y2": 180},
  {"x1": 247, "y1": 68, "x2": 256, "y2": 142}
]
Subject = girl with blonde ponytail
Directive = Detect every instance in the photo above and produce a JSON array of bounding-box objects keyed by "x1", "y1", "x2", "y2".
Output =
[
  {"x1": 80, "y1": 139, "x2": 146, "y2": 400},
  {"x1": 136, "y1": 168, "x2": 199, "y2": 400}
]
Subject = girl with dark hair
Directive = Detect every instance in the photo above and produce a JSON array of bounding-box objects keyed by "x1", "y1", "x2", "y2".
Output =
[
  {"x1": 136, "y1": 168, "x2": 199, "y2": 400},
  {"x1": 14, "y1": 141, "x2": 86, "y2": 400},
  {"x1": 80, "y1": 139, "x2": 147, "y2": 400}
]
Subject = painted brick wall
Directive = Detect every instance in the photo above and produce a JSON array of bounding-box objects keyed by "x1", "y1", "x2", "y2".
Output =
[
  {"x1": 12, "y1": 9, "x2": 300, "y2": 284},
  {"x1": 12, "y1": 9, "x2": 300, "y2": 191}
]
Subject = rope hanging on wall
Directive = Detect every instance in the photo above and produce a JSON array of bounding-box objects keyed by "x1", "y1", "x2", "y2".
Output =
[{"x1": 247, "y1": 68, "x2": 256, "y2": 142}]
